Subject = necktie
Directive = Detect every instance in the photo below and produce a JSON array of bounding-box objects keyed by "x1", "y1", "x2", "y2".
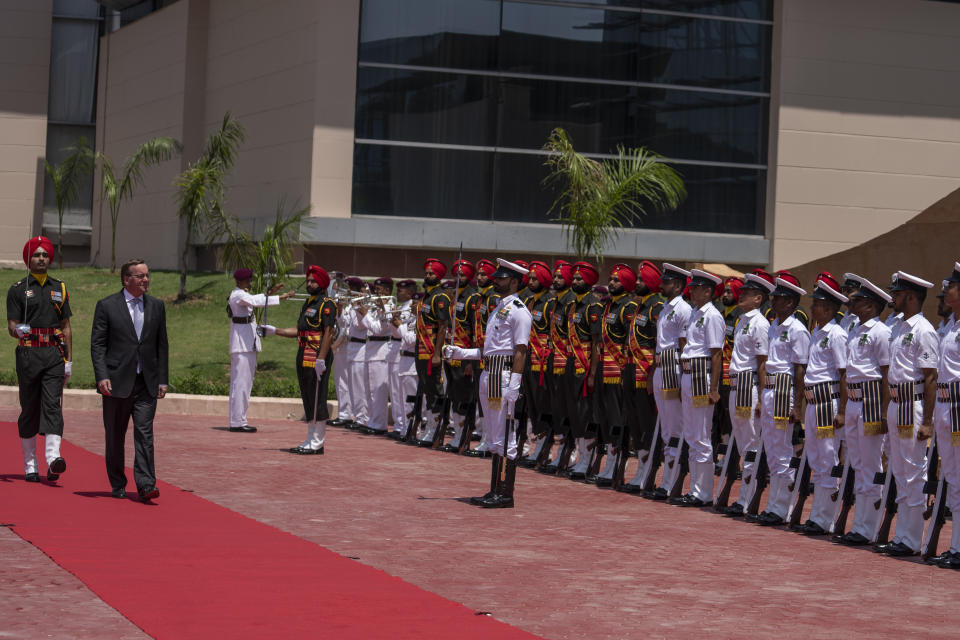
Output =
[{"x1": 133, "y1": 298, "x2": 143, "y2": 340}]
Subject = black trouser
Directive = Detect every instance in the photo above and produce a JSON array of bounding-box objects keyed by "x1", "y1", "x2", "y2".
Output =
[
  {"x1": 16, "y1": 345, "x2": 64, "y2": 438},
  {"x1": 297, "y1": 350, "x2": 333, "y2": 422},
  {"x1": 444, "y1": 360, "x2": 475, "y2": 414},
  {"x1": 102, "y1": 374, "x2": 156, "y2": 492},
  {"x1": 623, "y1": 362, "x2": 658, "y2": 452},
  {"x1": 597, "y1": 380, "x2": 624, "y2": 443},
  {"x1": 523, "y1": 366, "x2": 551, "y2": 435},
  {"x1": 562, "y1": 366, "x2": 596, "y2": 439},
  {"x1": 548, "y1": 358, "x2": 571, "y2": 436},
  {"x1": 415, "y1": 358, "x2": 444, "y2": 413}
]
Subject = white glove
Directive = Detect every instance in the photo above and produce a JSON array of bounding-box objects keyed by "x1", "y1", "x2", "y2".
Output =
[
  {"x1": 502, "y1": 371, "x2": 522, "y2": 409},
  {"x1": 442, "y1": 345, "x2": 481, "y2": 360},
  {"x1": 260, "y1": 324, "x2": 276, "y2": 336},
  {"x1": 15, "y1": 323, "x2": 30, "y2": 338},
  {"x1": 64, "y1": 361, "x2": 72, "y2": 381},
  {"x1": 315, "y1": 359, "x2": 327, "y2": 378}
]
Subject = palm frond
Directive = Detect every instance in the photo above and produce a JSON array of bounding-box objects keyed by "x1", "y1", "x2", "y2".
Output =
[{"x1": 118, "y1": 136, "x2": 182, "y2": 201}]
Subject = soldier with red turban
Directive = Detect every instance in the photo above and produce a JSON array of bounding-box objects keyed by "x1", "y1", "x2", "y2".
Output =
[{"x1": 518, "y1": 260, "x2": 556, "y2": 467}]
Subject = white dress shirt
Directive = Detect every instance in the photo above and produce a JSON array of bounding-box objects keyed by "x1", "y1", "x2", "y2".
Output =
[
  {"x1": 227, "y1": 287, "x2": 280, "y2": 354},
  {"x1": 765, "y1": 314, "x2": 811, "y2": 375},
  {"x1": 483, "y1": 294, "x2": 532, "y2": 356},
  {"x1": 729, "y1": 308, "x2": 769, "y2": 373},
  {"x1": 845, "y1": 316, "x2": 891, "y2": 383},
  {"x1": 887, "y1": 312, "x2": 939, "y2": 383},
  {"x1": 938, "y1": 315, "x2": 960, "y2": 382},
  {"x1": 804, "y1": 319, "x2": 848, "y2": 384},
  {"x1": 656, "y1": 295, "x2": 692, "y2": 353},
  {"x1": 681, "y1": 301, "x2": 725, "y2": 359}
]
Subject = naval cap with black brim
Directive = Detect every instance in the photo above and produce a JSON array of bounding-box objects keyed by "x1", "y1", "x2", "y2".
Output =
[
  {"x1": 848, "y1": 275, "x2": 892, "y2": 306},
  {"x1": 492, "y1": 258, "x2": 529, "y2": 280},
  {"x1": 944, "y1": 261, "x2": 960, "y2": 284},
  {"x1": 771, "y1": 276, "x2": 806, "y2": 298},
  {"x1": 810, "y1": 280, "x2": 848, "y2": 305},
  {"x1": 889, "y1": 271, "x2": 934, "y2": 294},
  {"x1": 688, "y1": 268, "x2": 721, "y2": 288},
  {"x1": 741, "y1": 272, "x2": 776, "y2": 293},
  {"x1": 661, "y1": 262, "x2": 691, "y2": 282}
]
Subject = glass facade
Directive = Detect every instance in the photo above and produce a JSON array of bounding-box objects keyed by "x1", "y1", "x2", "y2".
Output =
[{"x1": 353, "y1": 0, "x2": 772, "y2": 235}]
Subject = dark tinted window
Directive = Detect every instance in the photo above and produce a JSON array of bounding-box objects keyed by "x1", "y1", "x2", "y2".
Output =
[{"x1": 536, "y1": 0, "x2": 772, "y2": 21}]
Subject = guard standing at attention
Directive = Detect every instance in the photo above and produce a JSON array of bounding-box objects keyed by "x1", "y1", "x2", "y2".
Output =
[
  {"x1": 518, "y1": 260, "x2": 555, "y2": 466},
  {"x1": 441, "y1": 260, "x2": 481, "y2": 452},
  {"x1": 539, "y1": 260, "x2": 575, "y2": 472},
  {"x1": 7, "y1": 236, "x2": 72, "y2": 483},
  {"x1": 444, "y1": 259, "x2": 532, "y2": 508},
  {"x1": 415, "y1": 258, "x2": 451, "y2": 444},
  {"x1": 260, "y1": 265, "x2": 336, "y2": 454}
]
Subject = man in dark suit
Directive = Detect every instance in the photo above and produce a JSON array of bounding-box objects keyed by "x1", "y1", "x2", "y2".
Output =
[{"x1": 91, "y1": 259, "x2": 169, "y2": 501}]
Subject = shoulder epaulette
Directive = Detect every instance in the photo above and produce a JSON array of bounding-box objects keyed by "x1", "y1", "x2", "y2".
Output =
[{"x1": 512, "y1": 299, "x2": 524, "y2": 308}]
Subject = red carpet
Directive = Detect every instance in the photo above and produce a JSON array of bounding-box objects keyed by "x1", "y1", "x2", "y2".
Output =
[{"x1": 1, "y1": 426, "x2": 537, "y2": 639}]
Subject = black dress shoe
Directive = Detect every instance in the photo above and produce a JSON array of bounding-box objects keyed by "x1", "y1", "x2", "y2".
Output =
[
  {"x1": 229, "y1": 425, "x2": 257, "y2": 433},
  {"x1": 642, "y1": 487, "x2": 668, "y2": 501},
  {"x1": 594, "y1": 477, "x2": 613, "y2": 488},
  {"x1": 111, "y1": 487, "x2": 127, "y2": 499},
  {"x1": 49, "y1": 457, "x2": 66, "y2": 474},
  {"x1": 463, "y1": 448, "x2": 488, "y2": 458},
  {"x1": 387, "y1": 431, "x2": 404, "y2": 440},
  {"x1": 743, "y1": 512, "x2": 760, "y2": 523},
  {"x1": 517, "y1": 458, "x2": 538, "y2": 469},
  {"x1": 935, "y1": 552, "x2": 960, "y2": 569},
  {"x1": 884, "y1": 541, "x2": 918, "y2": 557},
  {"x1": 538, "y1": 464, "x2": 559, "y2": 475},
  {"x1": 567, "y1": 471, "x2": 586, "y2": 481},
  {"x1": 799, "y1": 520, "x2": 828, "y2": 536},
  {"x1": 327, "y1": 418, "x2": 349, "y2": 426},
  {"x1": 292, "y1": 446, "x2": 324, "y2": 455},
  {"x1": 469, "y1": 491, "x2": 495, "y2": 506},
  {"x1": 437, "y1": 443, "x2": 458, "y2": 453},
  {"x1": 480, "y1": 493, "x2": 514, "y2": 509},
  {"x1": 837, "y1": 531, "x2": 870, "y2": 546},
  {"x1": 670, "y1": 493, "x2": 709, "y2": 507},
  {"x1": 25, "y1": 472, "x2": 40, "y2": 483},
  {"x1": 618, "y1": 483, "x2": 644, "y2": 494},
  {"x1": 138, "y1": 486, "x2": 160, "y2": 502},
  {"x1": 757, "y1": 511, "x2": 784, "y2": 526},
  {"x1": 584, "y1": 474, "x2": 598, "y2": 485},
  {"x1": 873, "y1": 541, "x2": 895, "y2": 554},
  {"x1": 724, "y1": 503, "x2": 745, "y2": 517}
]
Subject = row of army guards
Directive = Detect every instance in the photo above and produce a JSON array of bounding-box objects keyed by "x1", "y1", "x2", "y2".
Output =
[{"x1": 322, "y1": 256, "x2": 960, "y2": 568}]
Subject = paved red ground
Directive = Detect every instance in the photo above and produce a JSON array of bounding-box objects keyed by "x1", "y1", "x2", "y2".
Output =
[{"x1": 2, "y1": 406, "x2": 956, "y2": 639}]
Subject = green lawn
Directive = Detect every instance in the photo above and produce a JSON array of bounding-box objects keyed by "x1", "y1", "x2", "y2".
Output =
[{"x1": 0, "y1": 267, "x2": 319, "y2": 398}]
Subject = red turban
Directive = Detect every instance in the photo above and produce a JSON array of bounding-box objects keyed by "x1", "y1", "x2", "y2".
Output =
[
  {"x1": 514, "y1": 260, "x2": 530, "y2": 285},
  {"x1": 573, "y1": 261, "x2": 599, "y2": 287},
  {"x1": 638, "y1": 260, "x2": 662, "y2": 293},
  {"x1": 725, "y1": 277, "x2": 744, "y2": 302},
  {"x1": 452, "y1": 259, "x2": 475, "y2": 282},
  {"x1": 233, "y1": 268, "x2": 252, "y2": 281},
  {"x1": 528, "y1": 261, "x2": 551, "y2": 288},
  {"x1": 477, "y1": 259, "x2": 496, "y2": 277},
  {"x1": 611, "y1": 263, "x2": 637, "y2": 293},
  {"x1": 424, "y1": 258, "x2": 446, "y2": 278},
  {"x1": 306, "y1": 265, "x2": 330, "y2": 290},
  {"x1": 553, "y1": 260, "x2": 573, "y2": 287},
  {"x1": 23, "y1": 236, "x2": 54, "y2": 266}
]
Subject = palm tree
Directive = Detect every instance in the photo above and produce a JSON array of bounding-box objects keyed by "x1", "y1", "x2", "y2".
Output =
[
  {"x1": 98, "y1": 137, "x2": 182, "y2": 271},
  {"x1": 45, "y1": 137, "x2": 94, "y2": 268},
  {"x1": 542, "y1": 127, "x2": 687, "y2": 263},
  {"x1": 173, "y1": 112, "x2": 246, "y2": 301},
  {"x1": 246, "y1": 198, "x2": 308, "y2": 318}
]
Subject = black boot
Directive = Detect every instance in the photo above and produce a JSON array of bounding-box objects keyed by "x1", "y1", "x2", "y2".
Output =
[
  {"x1": 470, "y1": 455, "x2": 501, "y2": 505},
  {"x1": 482, "y1": 456, "x2": 516, "y2": 509}
]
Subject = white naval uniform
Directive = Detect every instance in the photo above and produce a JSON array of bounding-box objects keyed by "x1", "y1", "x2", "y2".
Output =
[
  {"x1": 886, "y1": 311, "x2": 939, "y2": 551},
  {"x1": 227, "y1": 287, "x2": 280, "y2": 428},
  {"x1": 653, "y1": 294, "x2": 691, "y2": 491},
  {"x1": 679, "y1": 301, "x2": 725, "y2": 501},
  {"x1": 802, "y1": 319, "x2": 848, "y2": 529},
  {"x1": 761, "y1": 314, "x2": 810, "y2": 518},
  {"x1": 391, "y1": 300, "x2": 417, "y2": 435},
  {"x1": 727, "y1": 308, "x2": 769, "y2": 508},
  {"x1": 361, "y1": 304, "x2": 394, "y2": 432},
  {"x1": 843, "y1": 316, "x2": 891, "y2": 538},
  {"x1": 840, "y1": 312, "x2": 859, "y2": 334},
  {"x1": 346, "y1": 305, "x2": 370, "y2": 425},
  {"x1": 333, "y1": 308, "x2": 353, "y2": 421},
  {"x1": 935, "y1": 313, "x2": 960, "y2": 554},
  {"x1": 479, "y1": 293, "x2": 532, "y2": 459}
]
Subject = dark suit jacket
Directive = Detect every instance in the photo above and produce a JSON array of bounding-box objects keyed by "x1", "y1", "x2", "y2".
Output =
[{"x1": 91, "y1": 290, "x2": 169, "y2": 399}]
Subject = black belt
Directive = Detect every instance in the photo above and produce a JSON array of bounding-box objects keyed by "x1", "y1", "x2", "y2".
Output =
[
  {"x1": 401, "y1": 350, "x2": 416, "y2": 358},
  {"x1": 231, "y1": 317, "x2": 253, "y2": 324},
  {"x1": 368, "y1": 336, "x2": 389, "y2": 342},
  {"x1": 349, "y1": 337, "x2": 366, "y2": 344}
]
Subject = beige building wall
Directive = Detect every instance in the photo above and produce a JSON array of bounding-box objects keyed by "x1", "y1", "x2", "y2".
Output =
[
  {"x1": 0, "y1": 0, "x2": 52, "y2": 265},
  {"x1": 771, "y1": 0, "x2": 960, "y2": 270}
]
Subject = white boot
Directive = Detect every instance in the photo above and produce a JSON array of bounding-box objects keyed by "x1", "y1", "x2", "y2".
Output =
[
  {"x1": 449, "y1": 415, "x2": 466, "y2": 448},
  {"x1": 21, "y1": 437, "x2": 38, "y2": 475},
  {"x1": 597, "y1": 444, "x2": 617, "y2": 480},
  {"x1": 308, "y1": 421, "x2": 325, "y2": 450},
  {"x1": 421, "y1": 411, "x2": 437, "y2": 442},
  {"x1": 571, "y1": 438, "x2": 593, "y2": 474},
  {"x1": 624, "y1": 449, "x2": 649, "y2": 487},
  {"x1": 297, "y1": 424, "x2": 312, "y2": 449},
  {"x1": 45, "y1": 434, "x2": 62, "y2": 465},
  {"x1": 527, "y1": 436, "x2": 548, "y2": 462}
]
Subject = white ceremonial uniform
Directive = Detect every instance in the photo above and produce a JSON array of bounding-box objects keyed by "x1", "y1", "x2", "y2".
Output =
[
  {"x1": 479, "y1": 293, "x2": 532, "y2": 459},
  {"x1": 935, "y1": 313, "x2": 960, "y2": 554},
  {"x1": 227, "y1": 287, "x2": 280, "y2": 428},
  {"x1": 802, "y1": 319, "x2": 848, "y2": 529},
  {"x1": 885, "y1": 311, "x2": 904, "y2": 330},
  {"x1": 333, "y1": 308, "x2": 353, "y2": 422},
  {"x1": 843, "y1": 316, "x2": 891, "y2": 538},
  {"x1": 361, "y1": 304, "x2": 394, "y2": 432},
  {"x1": 727, "y1": 308, "x2": 769, "y2": 508},
  {"x1": 679, "y1": 301, "x2": 725, "y2": 501},
  {"x1": 840, "y1": 312, "x2": 859, "y2": 334},
  {"x1": 347, "y1": 305, "x2": 370, "y2": 426},
  {"x1": 391, "y1": 300, "x2": 417, "y2": 435},
  {"x1": 937, "y1": 317, "x2": 951, "y2": 341},
  {"x1": 653, "y1": 294, "x2": 692, "y2": 491},
  {"x1": 761, "y1": 314, "x2": 810, "y2": 518},
  {"x1": 886, "y1": 311, "x2": 939, "y2": 551}
]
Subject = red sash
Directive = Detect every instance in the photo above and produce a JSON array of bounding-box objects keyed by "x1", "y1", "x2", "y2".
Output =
[
  {"x1": 567, "y1": 309, "x2": 591, "y2": 377},
  {"x1": 549, "y1": 310, "x2": 569, "y2": 375},
  {"x1": 529, "y1": 330, "x2": 551, "y2": 385},
  {"x1": 297, "y1": 330, "x2": 322, "y2": 368},
  {"x1": 627, "y1": 315, "x2": 654, "y2": 389}
]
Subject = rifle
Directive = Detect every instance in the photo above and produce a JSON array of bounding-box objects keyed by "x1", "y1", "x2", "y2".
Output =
[
  {"x1": 745, "y1": 443, "x2": 769, "y2": 517},
  {"x1": 830, "y1": 449, "x2": 855, "y2": 536},
  {"x1": 637, "y1": 417, "x2": 663, "y2": 492},
  {"x1": 921, "y1": 431, "x2": 947, "y2": 559},
  {"x1": 402, "y1": 385, "x2": 423, "y2": 444},
  {"x1": 872, "y1": 467, "x2": 897, "y2": 544},
  {"x1": 610, "y1": 423, "x2": 630, "y2": 490},
  {"x1": 585, "y1": 422, "x2": 604, "y2": 479},
  {"x1": 665, "y1": 436, "x2": 689, "y2": 499},
  {"x1": 553, "y1": 420, "x2": 576, "y2": 474},
  {"x1": 713, "y1": 433, "x2": 740, "y2": 511},
  {"x1": 787, "y1": 446, "x2": 812, "y2": 529}
]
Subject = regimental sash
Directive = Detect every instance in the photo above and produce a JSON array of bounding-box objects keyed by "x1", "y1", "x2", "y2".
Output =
[
  {"x1": 937, "y1": 382, "x2": 960, "y2": 445},
  {"x1": 529, "y1": 330, "x2": 551, "y2": 386},
  {"x1": 627, "y1": 313, "x2": 654, "y2": 389},
  {"x1": 682, "y1": 356, "x2": 711, "y2": 407},
  {"x1": 550, "y1": 303, "x2": 570, "y2": 375},
  {"x1": 733, "y1": 370, "x2": 756, "y2": 418},
  {"x1": 600, "y1": 305, "x2": 627, "y2": 385},
  {"x1": 890, "y1": 381, "x2": 922, "y2": 438},
  {"x1": 804, "y1": 381, "x2": 840, "y2": 439},
  {"x1": 567, "y1": 308, "x2": 591, "y2": 378},
  {"x1": 297, "y1": 330, "x2": 322, "y2": 368},
  {"x1": 849, "y1": 380, "x2": 885, "y2": 436},
  {"x1": 722, "y1": 341, "x2": 733, "y2": 385},
  {"x1": 415, "y1": 306, "x2": 435, "y2": 361},
  {"x1": 658, "y1": 347, "x2": 680, "y2": 399},
  {"x1": 772, "y1": 373, "x2": 793, "y2": 430}
]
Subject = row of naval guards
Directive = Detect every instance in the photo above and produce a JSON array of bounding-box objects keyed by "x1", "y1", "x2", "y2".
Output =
[{"x1": 325, "y1": 256, "x2": 960, "y2": 569}]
